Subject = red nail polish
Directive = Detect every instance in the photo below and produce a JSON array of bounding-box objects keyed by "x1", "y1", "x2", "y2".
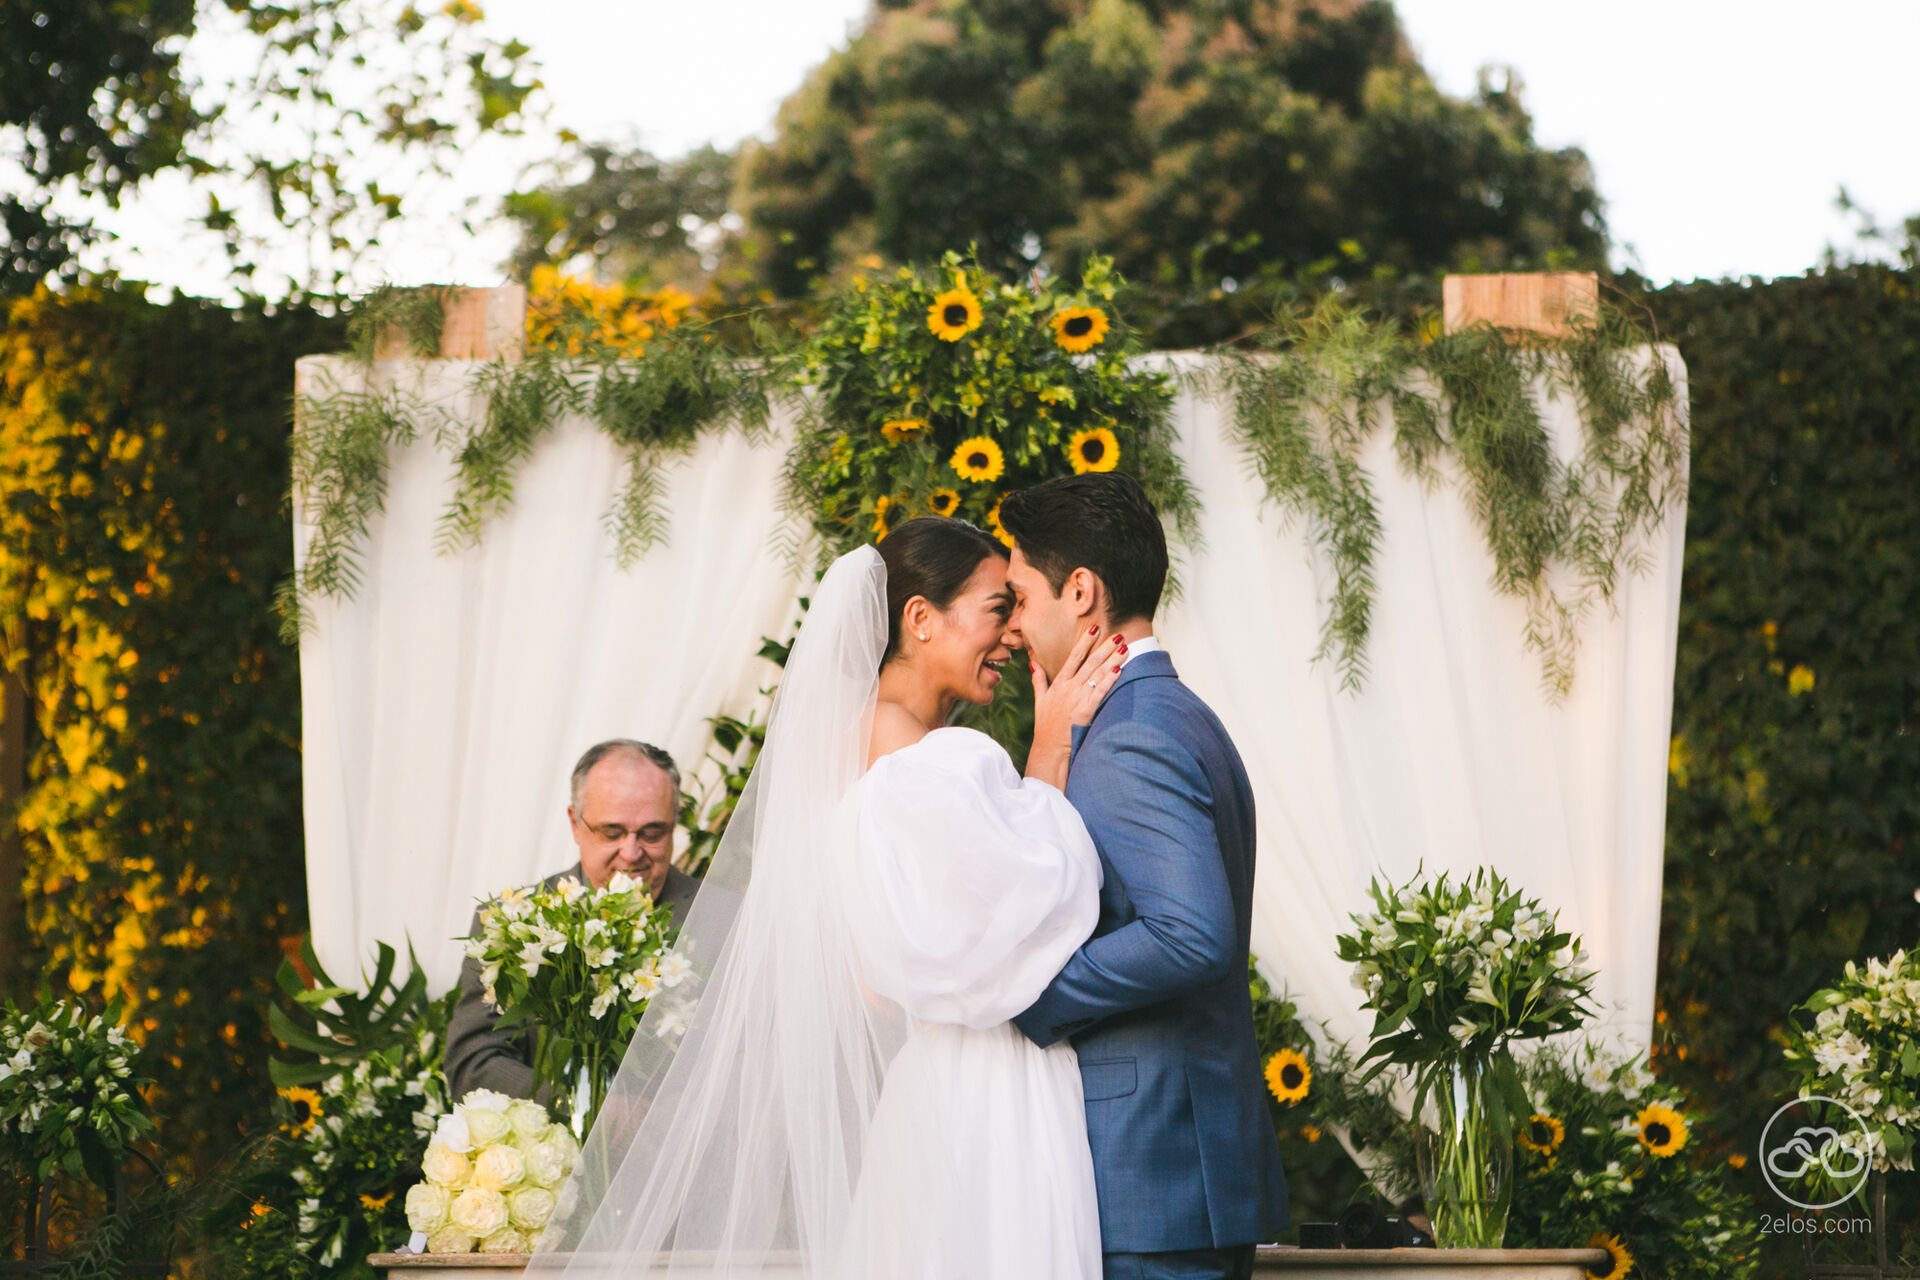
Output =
[
  {"x1": 1112, "y1": 664, "x2": 1122, "y2": 673},
  {"x1": 1088, "y1": 624, "x2": 1099, "y2": 635},
  {"x1": 1110, "y1": 634, "x2": 1123, "y2": 644}
]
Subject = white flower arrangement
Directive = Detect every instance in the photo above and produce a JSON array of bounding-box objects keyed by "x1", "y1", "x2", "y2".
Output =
[
  {"x1": 463, "y1": 871, "x2": 677, "y2": 1132},
  {"x1": 0, "y1": 995, "x2": 153, "y2": 1185},
  {"x1": 1783, "y1": 946, "x2": 1920, "y2": 1173},
  {"x1": 405, "y1": 1089, "x2": 577, "y2": 1255}
]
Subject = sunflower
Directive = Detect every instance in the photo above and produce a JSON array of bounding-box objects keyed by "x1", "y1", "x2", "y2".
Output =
[
  {"x1": 359, "y1": 1190, "x2": 394, "y2": 1211},
  {"x1": 1518, "y1": 1112, "x2": 1565, "y2": 1156},
  {"x1": 881, "y1": 417, "x2": 928, "y2": 444},
  {"x1": 1586, "y1": 1231, "x2": 1634, "y2": 1279},
  {"x1": 1067, "y1": 426, "x2": 1120, "y2": 474},
  {"x1": 1634, "y1": 1102, "x2": 1688, "y2": 1157},
  {"x1": 872, "y1": 496, "x2": 902, "y2": 541},
  {"x1": 927, "y1": 488, "x2": 961, "y2": 518},
  {"x1": 1050, "y1": 306, "x2": 1110, "y2": 353},
  {"x1": 950, "y1": 436, "x2": 1006, "y2": 484},
  {"x1": 928, "y1": 286, "x2": 983, "y2": 342},
  {"x1": 1264, "y1": 1048, "x2": 1310, "y2": 1104},
  {"x1": 986, "y1": 497, "x2": 1014, "y2": 548},
  {"x1": 279, "y1": 1085, "x2": 323, "y2": 1137}
]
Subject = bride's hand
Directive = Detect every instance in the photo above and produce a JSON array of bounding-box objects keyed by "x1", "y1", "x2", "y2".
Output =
[{"x1": 1025, "y1": 626, "x2": 1125, "y2": 788}]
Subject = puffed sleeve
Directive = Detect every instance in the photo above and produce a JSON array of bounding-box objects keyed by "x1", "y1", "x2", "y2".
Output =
[{"x1": 841, "y1": 728, "x2": 1102, "y2": 1028}]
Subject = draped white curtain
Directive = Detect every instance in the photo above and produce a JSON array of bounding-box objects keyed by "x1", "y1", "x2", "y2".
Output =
[{"x1": 295, "y1": 349, "x2": 1686, "y2": 1061}]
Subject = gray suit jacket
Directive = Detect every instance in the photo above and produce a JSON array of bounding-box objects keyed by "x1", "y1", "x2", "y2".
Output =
[{"x1": 444, "y1": 863, "x2": 699, "y2": 1103}]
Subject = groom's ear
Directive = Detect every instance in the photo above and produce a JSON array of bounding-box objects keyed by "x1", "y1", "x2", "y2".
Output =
[{"x1": 1062, "y1": 566, "x2": 1105, "y2": 623}]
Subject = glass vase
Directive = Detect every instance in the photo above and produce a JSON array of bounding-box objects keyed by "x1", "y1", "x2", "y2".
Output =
[{"x1": 1412, "y1": 1055, "x2": 1512, "y2": 1248}]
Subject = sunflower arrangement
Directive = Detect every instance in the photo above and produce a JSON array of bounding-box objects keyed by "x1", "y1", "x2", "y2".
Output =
[
  {"x1": 789, "y1": 250, "x2": 1194, "y2": 566},
  {"x1": 1500, "y1": 1040, "x2": 1761, "y2": 1280}
]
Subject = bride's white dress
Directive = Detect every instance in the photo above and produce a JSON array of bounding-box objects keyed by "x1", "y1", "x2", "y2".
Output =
[{"x1": 833, "y1": 726, "x2": 1105, "y2": 1280}]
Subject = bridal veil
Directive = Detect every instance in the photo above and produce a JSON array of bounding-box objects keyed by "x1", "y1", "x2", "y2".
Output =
[{"x1": 526, "y1": 544, "x2": 944, "y2": 1279}]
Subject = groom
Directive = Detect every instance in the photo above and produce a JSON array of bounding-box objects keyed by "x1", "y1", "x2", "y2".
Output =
[{"x1": 1002, "y1": 474, "x2": 1289, "y2": 1280}]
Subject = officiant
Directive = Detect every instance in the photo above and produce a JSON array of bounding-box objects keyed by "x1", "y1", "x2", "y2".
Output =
[{"x1": 445, "y1": 738, "x2": 701, "y2": 1101}]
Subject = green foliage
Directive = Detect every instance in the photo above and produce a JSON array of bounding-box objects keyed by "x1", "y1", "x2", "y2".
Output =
[
  {"x1": 266, "y1": 940, "x2": 435, "y2": 1091},
  {"x1": 734, "y1": 0, "x2": 1605, "y2": 333},
  {"x1": 1221, "y1": 295, "x2": 1685, "y2": 694},
  {"x1": 0, "y1": 284, "x2": 342, "y2": 1170},
  {"x1": 1642, "y1": 265, "x2": 1920, "y2": 1251}
]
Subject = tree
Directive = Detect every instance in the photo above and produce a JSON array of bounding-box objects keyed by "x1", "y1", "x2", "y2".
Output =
[
  {"x1": 504, "y1": 142, "x2": 738, "y2": 289},
  {"x1": 0, "y1": 0, "x2": 201, "y2": 294},
  {"x1": 0, "y1": 0, "x2": 542, "y2": 299},
  {"x1": 731, "y1": 0, "x2": 1605, "y2": 331}
]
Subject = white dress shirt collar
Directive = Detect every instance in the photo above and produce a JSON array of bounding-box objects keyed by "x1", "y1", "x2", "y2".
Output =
[{"x1": 1119, "y1": 635, "x2": 1162, "y2": 668}]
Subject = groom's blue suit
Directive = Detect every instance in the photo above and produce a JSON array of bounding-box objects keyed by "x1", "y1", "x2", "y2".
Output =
[{"x1": 1014, "y1": 648, "x2": 1289, "y2": 1272}]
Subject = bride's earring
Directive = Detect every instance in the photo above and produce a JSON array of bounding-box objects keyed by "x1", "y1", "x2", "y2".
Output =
[{"x1": 917, "y1": 632, "x2": 929, "y2": 642}]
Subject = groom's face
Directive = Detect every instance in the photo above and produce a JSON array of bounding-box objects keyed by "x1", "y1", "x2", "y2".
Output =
[{"x1": 1005, "y1": 547, "x2": 1100, "y2": 679}]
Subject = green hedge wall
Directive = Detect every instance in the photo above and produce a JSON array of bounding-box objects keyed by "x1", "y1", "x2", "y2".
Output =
[
  {"x1": 1645, "y1": 265, "x2": 1919, "y2": 1253},
  {"x1": 0, "y1": 286, "x2": 341, "y2": 1165}
]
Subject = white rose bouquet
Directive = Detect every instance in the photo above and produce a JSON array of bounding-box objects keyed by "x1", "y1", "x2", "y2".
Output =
[
  {"x1": 1782, "y1": 946, "x2": 1919, "y2": 1177},
  {"x1": 405, "y1": 1090, "x2": 577, "y2": 1255},
  {"x1": 463, "y1": 871, "x2": 677, "y2": 1134},
  {"x1": 1335, "y1": 866, "x2": 1597, "y2": 1247}
]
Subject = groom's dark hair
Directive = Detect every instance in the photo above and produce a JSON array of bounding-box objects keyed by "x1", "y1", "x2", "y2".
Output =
[{"x1": 999, "y1": 474, "x2": 1167, "y2": 623}]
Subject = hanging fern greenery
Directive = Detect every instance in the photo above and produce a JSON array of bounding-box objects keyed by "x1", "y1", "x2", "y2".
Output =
[
  {"x1": 282, "y1": 276, "x2": 775, "y2": 635},
  {"x1": 1218, "y1": 295, "x2": 1685, "y2": 697},
  {"x1": 276, "y1": 370, "x2": 434, "y2": 641}
]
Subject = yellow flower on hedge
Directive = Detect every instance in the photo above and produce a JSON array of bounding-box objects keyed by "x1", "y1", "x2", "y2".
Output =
[
  {"x1": 927, "y1": 488, "x2": 961, "y2": 518},
  {"x1": 1586, "y1": 1231, "x2": 1634, "y2": 1279},
  {"x1": 1068, "y1": 427, "x2": 1120, "y2": 474},
  {"x1": 279, "y1": 1085, "x2": 324, "y2": 1137},
  {"x1": 1264, "y1": 1048, "x2": 1310, "y2": 1104},
  {"x1": 361, "y1": 1191, "x2": 395, "y2": 1211},
  {"x1": 872, "y1": 496, "x2": 902, "y2": 541},
  {"x1": 1299, "y1": 1124, "x2": 1322, "y2": 1143},
  {"x1": 1787, "y1": 664, "x2": 1815, "y2": 696},
  {"x1": 1050, "y1": 306, "x2": 1109, "y2": 353},
  {"x1": 1634, "y1": 1102, "x2": 1687, "y2": 1157},
  {"x1": 1518, "y1": 1112, "x2": 1565, "y2": 1156},
  {"x1": 881, "y1": 418, "x2": 928, "y2": 444},
  {"x1": 928, "y1": 286, "x2": 983, "y2": 341},
  {"x1": 950, "y1": 436, "x2": 1005, "y2": 484},
  {"x1": 986, "y1": 497, "x2": 1014, "y2": 548}
]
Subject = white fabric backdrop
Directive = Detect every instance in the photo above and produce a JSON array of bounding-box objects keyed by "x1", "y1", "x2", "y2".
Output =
[{"x1": 295, "y1": 349, "x2": 1687, "y2": 1061}]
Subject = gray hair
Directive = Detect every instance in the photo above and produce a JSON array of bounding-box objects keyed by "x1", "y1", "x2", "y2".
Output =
[{"x1": 570, "y1": 739, "x2": 682, "y2": 810}]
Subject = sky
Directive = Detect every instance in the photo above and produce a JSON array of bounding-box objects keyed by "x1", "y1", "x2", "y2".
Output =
[{"x1": 82, "y1": 0, "x2": 1920, "y2": 297}]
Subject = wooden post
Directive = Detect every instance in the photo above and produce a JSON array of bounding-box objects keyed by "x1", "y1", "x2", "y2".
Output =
[
  {"x1": 372, "y1": 285, "x2": 528, "y2": 361},
  {"x1": 1442, "y1": 272, "x2": 1599, "y2": 338},
  {"x1": 0, "y1": 659, "x2": 23, "y2": 997}
]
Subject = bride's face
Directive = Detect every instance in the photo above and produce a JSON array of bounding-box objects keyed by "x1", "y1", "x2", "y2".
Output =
[{"x1": 907, "y1": 555, "x2": 1017, "y2": 706}]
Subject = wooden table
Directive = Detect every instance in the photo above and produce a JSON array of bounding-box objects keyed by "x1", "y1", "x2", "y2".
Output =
[{"x1": 373, "y1": 1248, "x2": 1609, "y2": 1278}]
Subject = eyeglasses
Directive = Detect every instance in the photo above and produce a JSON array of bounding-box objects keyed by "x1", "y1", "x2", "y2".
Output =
[{"x1": 580, "y1": 818, "x2": 675, "y2": 846}]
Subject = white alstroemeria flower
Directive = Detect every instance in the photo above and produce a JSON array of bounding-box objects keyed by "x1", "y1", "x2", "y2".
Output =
[
  {"x1": 606, "y1": 870, "x2": 636, "y2": 896},
  {"x1": 1421, "y1": 979, "x2": 1437, "y2": 997},
  {"x1": 536, "y1": 924, "x2": 569, "y2": 956},
  {"x1": 581, "y1": 919, "x2": 614, "y2": 969},
  {"x1": 519, "y1": 941, "x2": 547, "y2": 978},
  {"x1": 622, "y1": 966, "x2": 661, "y2": 1001},
  {"x1": 654, "y1": 1002, "x2": 690, "y2": 1040},
  {"x1": 1449, "y1": 1017, "x2": 1479, "y2": 1046},
  {"x1": 555, "y1": 876, "x2": 587, "y2": 904},
  {"x1": 657, "y1": 954, "x2": 693, "y2": 989},
  {"x1": 589, "y1": 977, "x2": 619, "y2": 1019},
  {"x1": 1466, "y1": 968, "x2": 1500, "y2": 1008}
]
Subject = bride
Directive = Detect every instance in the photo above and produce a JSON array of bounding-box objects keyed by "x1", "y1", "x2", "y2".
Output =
[{"x1": 528, "y1": 517, "x2": 1125, "y2": 1279}]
